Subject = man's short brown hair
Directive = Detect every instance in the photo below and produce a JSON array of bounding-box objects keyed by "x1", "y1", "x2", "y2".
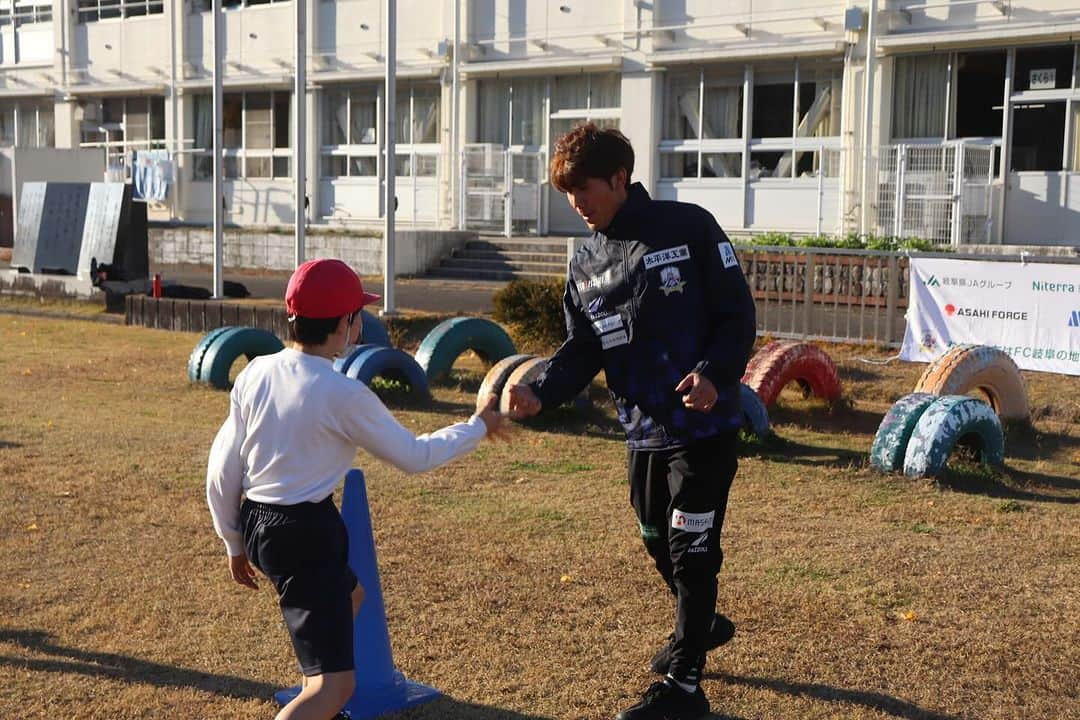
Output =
[{"x1": 549, "y1": 122, "x2": 634, "y2": 193}]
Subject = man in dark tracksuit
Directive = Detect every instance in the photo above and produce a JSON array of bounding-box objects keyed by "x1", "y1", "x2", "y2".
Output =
[{"x1": 507, "y1": 124, "x2": 756, "y2": 720}]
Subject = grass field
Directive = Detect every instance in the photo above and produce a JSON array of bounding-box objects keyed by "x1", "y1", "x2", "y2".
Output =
[{"x1": 0, "y1": 312, "x2": 1076, "y2": 720}]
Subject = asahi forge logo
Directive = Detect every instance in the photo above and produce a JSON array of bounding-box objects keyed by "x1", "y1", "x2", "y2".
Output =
[{"x1": 943, "y1": 304, "x2": 1029, "y2": 321}]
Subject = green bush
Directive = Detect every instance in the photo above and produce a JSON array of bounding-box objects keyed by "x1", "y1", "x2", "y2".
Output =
[
  {"x1": 748, "y1": 231, "x2": 795, "y2": 246},
  {"x1": 493, "y1": 278, "x2": 567, "y2": 353}
]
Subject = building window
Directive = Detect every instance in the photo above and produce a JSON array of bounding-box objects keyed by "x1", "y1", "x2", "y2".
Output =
[
  {"x1": 191, "y1": 0, "x2": 290, "y2": 10},
  {"x1": 892, "y1": 54, "x2": 949, "y2": 139},
  {"x1": 1011, "y1": 102, "x2": 1065, "y2": 172},
  {"x1": 0, "y1": 99, "x2": 54, "y2": 148},
  {"x1": 320, "y1": 82, "x2": 439, "y2": 180},
  {"x1": 660, "y1": 60, "x2": 841, "y2": 181},
  {"x1": 4, "y1": 1, "x2": 51, "y2": 25},
  {"x1": 193, "y1": 91, "x2": 291, "y2": 180},
  {"x1": 1014, "y1": 45, "x2": 1074, "y2": 92},
  {"x1": 0, "y1": 1, "x2": 54, "y2": 65},
  {"x1": 79, "y1": 96, "x2": 165, "y2": 176},
  {"x1": 77, "y1": 0, "x2": 163, "y2": 22},
  {"x1": 475, "y1": 73, "x2": 618, "y2": 148}
]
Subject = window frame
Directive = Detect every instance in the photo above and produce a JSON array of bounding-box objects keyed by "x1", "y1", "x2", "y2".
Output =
[{"x1": 193, "y1": 90, "x2": 293, "y2": 181}]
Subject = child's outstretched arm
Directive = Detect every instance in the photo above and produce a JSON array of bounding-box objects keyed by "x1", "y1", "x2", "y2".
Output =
[{"x1": 343, "y1": 385, "x2": 507, "y2": 474}]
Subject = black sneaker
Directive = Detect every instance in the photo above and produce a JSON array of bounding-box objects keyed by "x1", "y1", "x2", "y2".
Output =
[
  {"x1": 649, "y1": 613, "x2": 736, "y2": 675},
  {"x1": 331, "y1": 712, "x2": 352, "y2": 720},
  {"x1": 615, "y1": 679, "x2": 710, "y2": 720}
]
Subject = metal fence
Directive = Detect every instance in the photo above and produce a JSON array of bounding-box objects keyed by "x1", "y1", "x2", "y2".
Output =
[
  {"x1": 873, "y1": 142, "x2": 994, "y2": 246},
  {"x1": 737, "y1": 245, "x2": 909, "y2": 348},
  {"x1": 738, "y1": 246, "x2": 1080, "y2": 348},
  {"x1": 460, "y1": 144, "x2": 544, "y2": 237}
]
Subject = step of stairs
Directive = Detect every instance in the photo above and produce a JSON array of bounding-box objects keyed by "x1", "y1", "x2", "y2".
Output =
[{"x1": 427, "y1": 235, "x2": 569, "y2": 282}]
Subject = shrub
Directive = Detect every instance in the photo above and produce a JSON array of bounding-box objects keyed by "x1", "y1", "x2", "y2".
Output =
[
  {"x1": 493, "y1": 278, "x2": 567, "y2": 353},
  {"x1": 749, "y1": 231, "x2": 795, "y2": 246}
]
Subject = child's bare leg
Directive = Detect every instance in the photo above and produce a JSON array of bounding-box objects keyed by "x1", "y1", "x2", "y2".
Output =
[{"x1": 275, "y1": 670, "x2": 354, "y2": 720}]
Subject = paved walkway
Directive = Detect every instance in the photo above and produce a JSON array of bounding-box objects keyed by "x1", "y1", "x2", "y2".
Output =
[{"x1": 151, "y1": 263, "x2": 514, "y2": 314}]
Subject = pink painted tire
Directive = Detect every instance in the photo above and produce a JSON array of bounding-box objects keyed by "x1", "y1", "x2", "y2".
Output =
[{"x1": 741, "y1": 341, "x2": 842, "y2": 408}]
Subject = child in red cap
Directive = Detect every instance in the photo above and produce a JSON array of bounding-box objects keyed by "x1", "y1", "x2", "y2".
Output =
[{"x1": 207, "y1": 258, "x2": 507, "y2": 720}]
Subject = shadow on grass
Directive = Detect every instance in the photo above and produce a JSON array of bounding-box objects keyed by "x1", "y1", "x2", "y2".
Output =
[
  {"x1": 740, "y1": 433, "x2": 865, "y2": 469},
  {"x1": 0, "y1": 440, "x2": 21, "y2": 449},
  {"x1": 709, "y1": 671, "x2": 960, "y2": 720},
  {"x1": 933, "y1": 463, "x2": 1079, "y2": 505},
  {"x1": 769, "y1": 403, "x2": 886, "y2": 437},
  {"x1": 386, "y1": 696, "x2": 745, "y2": 720},
  {"x1": 0, "y1": 628, "x2": 279, "y2": 702}
]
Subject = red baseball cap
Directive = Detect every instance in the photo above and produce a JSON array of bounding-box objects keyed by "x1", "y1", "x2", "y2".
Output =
[{"x1": 285, "y1": 259, "x2": 381, "y2": 319}]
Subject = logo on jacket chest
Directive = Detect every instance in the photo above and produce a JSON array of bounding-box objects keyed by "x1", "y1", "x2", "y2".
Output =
[{"x1": 659, "y1": 266, "x2": 686, "y2": 295}]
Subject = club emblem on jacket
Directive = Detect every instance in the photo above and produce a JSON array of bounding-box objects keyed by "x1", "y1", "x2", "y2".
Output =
[{"x1": 659, "y1": 266, "x2": 686, "y2": 296}]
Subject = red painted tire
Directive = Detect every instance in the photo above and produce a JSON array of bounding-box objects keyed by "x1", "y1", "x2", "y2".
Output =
[{"x1": 741, "y1": 341, "x2": 842, "y2": 408}]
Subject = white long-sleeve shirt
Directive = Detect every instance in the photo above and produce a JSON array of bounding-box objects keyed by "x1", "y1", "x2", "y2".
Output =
[{"x1": 206, "y1": 347, "x2": 486, "y2": 556}]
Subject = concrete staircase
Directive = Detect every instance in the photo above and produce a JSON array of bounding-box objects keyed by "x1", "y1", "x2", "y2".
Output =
[{"x1": 428, "y1": 236, "x2": 569, "y2": 281}]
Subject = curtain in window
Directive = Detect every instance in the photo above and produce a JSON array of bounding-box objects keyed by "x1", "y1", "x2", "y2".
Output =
[
  {"x1": 666, "y1": 74, "x2": 699, "y2": 140},
  {"x1": 35, "y1": 102, "x2": 52, "y2": 147},
  {"x1": 511, "y1": 77, "x2": 543, "y2": 145},
  {"x1": 552, "y1": 75, "x2": 588, "y2": 112},
  {"x1": 412, "y1": 86, "x2": 439, "y2": 144},
  {"x1": 892, "y1": 54, "x2": 948, "y2": 138},
  {"x1": 1072, "y1": 104, "x2": 1080, "y2": 171},
  {"x1": 395, "y1": 92, "x2": 410, "y2": 144},
  {"x1": 350, "y1": 91, "x2": 376, "y2": 144},
  {"x1": 476, "y1": 78, "x2": 509, "y2": 144},
  {"x1": 323, "y1": 91, "x2": 346, "y2": 145},
  {"x1": 16, "y1": 103, "x2": 34, "y2": 146},
  {"x1": 702, "y1": 85, "x2": 741, "y2": 139},
  {"x1": 194, "y1": 95, "x2": 212, "y2": 150},
  {"x1": 589, "y1": 73, "x2": 620, "y2": 109}
]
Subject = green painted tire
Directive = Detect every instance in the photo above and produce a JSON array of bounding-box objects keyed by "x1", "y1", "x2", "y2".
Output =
[
  {"x1": 903, "y1": 395, "x2": 1005, "y2": 478},
  {"x1": 869, "y1": 392, "x2": 937, "y2": 473},
  {"x1": 187, "y1": 326, "x2": 234, "y2": 382},
  {"x1": 199, "y1": 327, "x2": 285, "y2": 391},
  {"x1": 415, "y1": 317, "x2": 517, "y2": 383}
]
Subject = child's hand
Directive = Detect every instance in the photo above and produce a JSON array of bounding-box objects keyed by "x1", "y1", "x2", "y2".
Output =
[
  {"x1": 476, "y1": 393, "x2": 510, "y2": 441},
  {"x1": 229, "y1": 553, "x2": 259, "y2": 590}
]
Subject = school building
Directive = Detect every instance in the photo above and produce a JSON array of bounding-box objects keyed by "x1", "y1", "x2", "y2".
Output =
[{"x1": 1, "y1": 0, "x2": 1079, "y2": 246}]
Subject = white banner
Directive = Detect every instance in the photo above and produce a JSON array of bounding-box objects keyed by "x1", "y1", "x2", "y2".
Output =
[{"x1": 901, "y1": 257, "x2": 1080, "y2": 376}]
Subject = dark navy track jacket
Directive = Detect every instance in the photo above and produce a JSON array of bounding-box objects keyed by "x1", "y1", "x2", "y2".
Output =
[{"x1": 531, "y1": 182, "x2": 757, "y2": 450}]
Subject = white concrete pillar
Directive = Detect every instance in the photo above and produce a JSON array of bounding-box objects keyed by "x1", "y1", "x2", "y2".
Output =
[{"x1": 619, "y1": 67, "x2": 660, "y2": 195}]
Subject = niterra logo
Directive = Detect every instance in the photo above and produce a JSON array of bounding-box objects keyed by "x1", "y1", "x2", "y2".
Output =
[
  {"x1": 1069, "y1": 310, "x2": 1080, "y2": 328},
  {"x1": 944, "y1": 305, "x2": 1029, "y2": 321},
  {"x1": 926, "y1": 275, "x2": 941, "y2": 287}
]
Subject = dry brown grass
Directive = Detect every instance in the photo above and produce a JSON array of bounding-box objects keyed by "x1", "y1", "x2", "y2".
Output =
[{"x1": 0, "y1": 316, "x2": 1077, "y2": 720}]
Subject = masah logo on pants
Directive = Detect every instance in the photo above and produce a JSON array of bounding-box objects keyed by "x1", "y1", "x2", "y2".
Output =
[{"x1": 671, "y1": 509, "x2": 714, "y2": 532}]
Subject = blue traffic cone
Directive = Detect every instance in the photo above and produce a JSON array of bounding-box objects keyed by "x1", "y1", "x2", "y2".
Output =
[{"x1": 274, "y1": 469, "x2": 442, "y2": 717}]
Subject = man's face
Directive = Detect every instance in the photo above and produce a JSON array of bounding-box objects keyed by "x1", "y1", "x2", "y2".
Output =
[{"x1": 565, "y1": 170, "x2": 628, "y2": 232}]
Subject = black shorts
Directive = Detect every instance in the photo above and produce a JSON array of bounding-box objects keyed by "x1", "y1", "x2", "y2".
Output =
[{"x1": 241, "y1": 496, "x2": 358, "y2": 676}]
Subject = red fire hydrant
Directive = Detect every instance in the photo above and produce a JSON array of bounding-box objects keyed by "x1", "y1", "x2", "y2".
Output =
[{"x1": 152, "y1": 274, "x2": 162, "y2": 298}]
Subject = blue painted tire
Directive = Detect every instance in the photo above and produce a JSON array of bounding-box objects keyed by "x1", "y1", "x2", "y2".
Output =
[
  {"x1": 869, "y1": 392, "x2": 938, "y2": 473},
  {"x1": 359, "y1": 309, "x2": 391, "y2": 348},
  {"x1": 902, "y1": 395, "x2": 1005, "y2": 478},
  {"x1": 739, "y1": 383, "x2": 771, "y2": 438},
  {"x1": 333, "y1": 344, "x2": 384, "y2": 375},
  {"x1": 415, "y1": 317, "x2": 517, "y2": 382},
  {"x1": 199, "y1": 327, "x2": 285, "y2": 390},
  {"x1": 188, "y1": 326, "x2": 234, "y2": 382},
  {"x1": 345, "y1": 346, "x2": 431, "y2": 400}
]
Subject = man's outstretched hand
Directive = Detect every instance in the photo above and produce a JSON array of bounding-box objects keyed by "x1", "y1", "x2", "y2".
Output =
[{"x1": 506, "y1": 383, "x2": 542, "y2": 419}]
